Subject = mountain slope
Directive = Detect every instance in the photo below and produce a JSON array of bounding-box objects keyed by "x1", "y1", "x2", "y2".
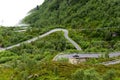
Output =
[
  {"x1": 23, "y1": 0, "x2": 120, "y2": 28},
  {"x1": 22, "y1": 0, "x2": 120, "y2": 52}
]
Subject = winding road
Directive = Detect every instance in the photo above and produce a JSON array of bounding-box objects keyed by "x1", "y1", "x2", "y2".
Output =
[
  {"x1": 53, "y1": 53, "x2": 120, "y2": 66},
  {"x1": 0, "y1": 28, "x2": 120, "y2": 65},
  {"x1": 0, "y1": 28, "x2": 81, "y2": 52},
  {"x1": 53, "y1": 53, "x2": 120, "y2": 60}
]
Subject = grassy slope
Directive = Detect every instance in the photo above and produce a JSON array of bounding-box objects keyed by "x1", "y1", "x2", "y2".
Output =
[{"x1": 1, "y1": 61, "x2": 120, "y2": 80}]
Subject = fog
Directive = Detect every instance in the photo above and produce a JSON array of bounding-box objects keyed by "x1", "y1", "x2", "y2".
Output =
[{"x1": 0, "y1": 0, "x2": 44, "y2": 26}]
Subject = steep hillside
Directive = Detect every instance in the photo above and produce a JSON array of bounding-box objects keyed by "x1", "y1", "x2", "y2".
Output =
[
  {"x1": 23, "y1": 0, "x2": 120, "y2": 28},
  {"x1": 22, "y1": 0, "x2": 120, "y2": 52},
  {"x1": 0, "y1": 0, "x2": 120, "y2": 79}
]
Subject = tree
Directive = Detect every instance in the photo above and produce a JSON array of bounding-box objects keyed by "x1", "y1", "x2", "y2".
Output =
[{"x1": 36, "y1": 5, "x2": 39, "y2": 10}]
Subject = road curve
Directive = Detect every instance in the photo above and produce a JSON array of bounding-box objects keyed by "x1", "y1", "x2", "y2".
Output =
[
  {"x1": 53, "y1": 53, "x2": 120, "y2": 61},
  {"x1": 0, "y1": 28, "x2": 82, "y2": 52},
  {"x1": 53, "y1": 53, "x2": 120, "y2": 65},
  {"x1": 102, "y1": 60, "x2": 120, "y2": 66},
  {"x1": 0, "y1": 28, "x2": 120, "y2": 65}
]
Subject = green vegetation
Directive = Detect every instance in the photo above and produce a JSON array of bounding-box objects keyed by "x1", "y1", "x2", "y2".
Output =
[
  {"x1": 9, "y1": 32, "x2": 75, "y2": 61},
  {"x1": 0, "y1": 27, "x2": 33, "y2": 47},
  {"x1": 72, "y1": 68, "x2": 117, "y2": 80},
  {"x1": 1, "y1": 59, "x2": 120, "y2": 80},
  {"x1": 0, "y1": 32, "x2": 75, "y2": 64},
  {"x1": 69, "y1": 28, "x2": 120, "y2": 52},
  {"x1": 0, "y1": 0, "x2": 120, "y2": 79},
  {"x1": 0, "y1": 26, "x2": 62, "y2": 47},
  {"x1": 22, "y1": 0, "x2": 120, "y2": 52},
  {"x1": 0, "y1": 30, "x2": 120, "y2": 79},
  {"x1": 23, "y1": 0, "x2": 120, "y2": 28}
]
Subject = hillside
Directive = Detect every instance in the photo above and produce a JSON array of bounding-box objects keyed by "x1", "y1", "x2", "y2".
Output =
[
  {"x1": 0, "y1": 0, "x2": 120, "y2": 80},
  {"x1": 22, "y1": 0, "x2": 120, "y2": 52},
  {"x1": 23, "y1": 0, "x2": 120, "y2": 28}
]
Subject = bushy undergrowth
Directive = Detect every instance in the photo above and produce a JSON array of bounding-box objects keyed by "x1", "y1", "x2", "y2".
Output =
[
  {"x1": 0, "y1": 59, "x2": 120, "y2": 80},
  {"x1": 69, "y1": 29, "x2": 120, "y2": 52},
  {"x1": 0, "y1": 0, "x2": 120, "y2": 79}
]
